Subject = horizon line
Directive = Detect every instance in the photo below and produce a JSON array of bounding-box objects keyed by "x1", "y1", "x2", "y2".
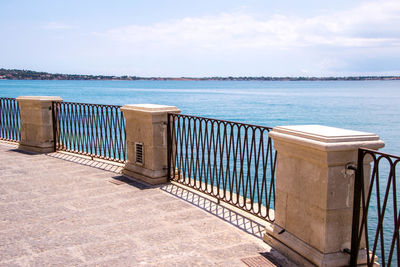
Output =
[{"x1": 1, "y1": 68, "x2": 400, "y2": 80}]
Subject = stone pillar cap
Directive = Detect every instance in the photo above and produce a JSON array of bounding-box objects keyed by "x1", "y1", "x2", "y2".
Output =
[
  {"x1": 273, "y1": 125, "x2": 379, "y2": 143},
  {"x1": 121, "y1": 104, "x2": 180, "y2": 114},
  {"x1": 16, "y1": 96, "x2": 63, "y2": 102},
  {"x1": 270, "y1": 125, "x2": 384, "y2": 151}
]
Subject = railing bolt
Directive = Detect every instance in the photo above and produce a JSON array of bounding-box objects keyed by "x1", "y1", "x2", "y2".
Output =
[{"x1": 346, "y1": 163, "x2": 357, "y2": 171}]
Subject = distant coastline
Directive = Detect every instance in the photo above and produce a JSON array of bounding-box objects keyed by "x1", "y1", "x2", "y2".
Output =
[{"x1": 1, "y1": 68, "x2": 399, "y2": 81}]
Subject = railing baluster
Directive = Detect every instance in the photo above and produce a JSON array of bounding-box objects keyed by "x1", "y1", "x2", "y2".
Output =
[
  {"x1": 51, "y1": 101, "x2": 126, "y2": 163},
  {"x1": 350, "y1": 148, "x2": 400, "y2": 266},
  {"x1": 0, "y1": 98, "x2": 20, "y2": 142},
  {"x1": 167, "y1": 113, "x2": 275, "y2": 222}
]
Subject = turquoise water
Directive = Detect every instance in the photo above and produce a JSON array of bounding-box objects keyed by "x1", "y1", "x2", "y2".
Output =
[
  {"x1": 1, "y1": 79, "x2": 400, "y2": 263},
  {"x1": 1, "y1": 79, "x2": 399, "y2": 153}
]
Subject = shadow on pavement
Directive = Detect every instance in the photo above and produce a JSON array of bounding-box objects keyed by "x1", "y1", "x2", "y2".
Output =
[{"x1": 161, "y1": 183, "x2": 267, "y2": 240}]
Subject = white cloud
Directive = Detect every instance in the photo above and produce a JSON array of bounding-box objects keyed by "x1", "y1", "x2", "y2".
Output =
[
  {"x1": 84, "y1": 0, "x2": 400, "y2": 76},
  {"x1": 96, "y1": 0, "x2": 400, "y2": 50},
  {"x1": 44, "y1": 22, "x2": 73, "y2": 30}
]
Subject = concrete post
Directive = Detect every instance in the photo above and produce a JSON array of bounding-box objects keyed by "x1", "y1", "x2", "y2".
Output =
[
  {"x1": 121, "y1": 104, "x2": 181, "y2": 185},
  {"x1": 16, "y1": 96, "x2": 63, "y2": 153},
  {"x1": 263, "y1": 125, "x2": 384, "y2": 266}
]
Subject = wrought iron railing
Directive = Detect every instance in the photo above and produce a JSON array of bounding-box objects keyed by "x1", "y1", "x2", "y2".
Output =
[
  {"x1": 167, "y1": 113, "x2": 276, "y2": 222},
  {"x1": 350, "y1": 148, "x2": 400, "y2": 266},
  {"x1": 0, "y1": 97, "x2": 20, "y2": 142},
  {"x1": 53, "y1": 101, "x2": 126, "y2": 163}
]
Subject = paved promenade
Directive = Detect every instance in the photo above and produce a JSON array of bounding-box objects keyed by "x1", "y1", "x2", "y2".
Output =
[{"x1": 0, "y1": 142, "x2": 294, "y2": 266}]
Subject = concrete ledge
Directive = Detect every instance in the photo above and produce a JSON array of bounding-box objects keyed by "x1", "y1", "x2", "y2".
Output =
[
  {"x1": 18, "y1": 144, "x2": 55, "y2": 153},
  {"x1": 124, "y1": 162, "x2": 167, "y2": 178},
  {"x1": 122, "y1": 168, "x2": 167, "y2": 185},
  {"x1": 264, "y1": 224, "x2": 350, "y2": 267},
  {"x1": 264, "y1": 225, "x2": 374, "y2": 267}
]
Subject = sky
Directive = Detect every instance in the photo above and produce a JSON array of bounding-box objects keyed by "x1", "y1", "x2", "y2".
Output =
[{"x1": 1, "y1": 0, "x2": 400, "y2": 77}]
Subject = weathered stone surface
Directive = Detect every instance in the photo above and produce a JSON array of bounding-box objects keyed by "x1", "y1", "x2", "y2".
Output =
[
  {"x1": 0, "y1": 141, "x2": 293, "y2": 266},
  {"x1": 265, "y1": 125, "x2": 384, "y2": 266},
  {"x1": 121, "y1": 104, "x2": 181, "y2": 184},
  {"x1": 16, "y1": 96, "x2": 62, "y2": 153}
]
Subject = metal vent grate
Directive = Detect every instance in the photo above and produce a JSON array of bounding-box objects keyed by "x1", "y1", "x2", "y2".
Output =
[
  {"x1": 135, "y1": 142, "x2": 143, "y2": 165},
  {"x1": 241, "y1": 255, "x2": 278, "y2": 267}
]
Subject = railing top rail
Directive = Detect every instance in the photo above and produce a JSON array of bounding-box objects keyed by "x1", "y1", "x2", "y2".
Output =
[
  {"x1": 169, "y1": 113, "x2": 273, "y2": 130},
  {"x1": 359, "y1": 147, "x2": 400, "y2": 160},
  {"x1": 54, "y1": 101, "x2": 122, "y2": 108},
  {"x1": 0, "y1": 97, "x2": 17, "y2": 100}
]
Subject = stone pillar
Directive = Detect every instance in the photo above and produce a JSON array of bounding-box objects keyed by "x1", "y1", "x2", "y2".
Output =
[
  {"x1": 264, "y1": 125, "x2": 384, "y2": 266},
  {"x1": 16, "y1": 96, "x2": 63, "y2": 153},
  {"x1": 121, "y1": 104, "x2": 181, "y2": 185}
]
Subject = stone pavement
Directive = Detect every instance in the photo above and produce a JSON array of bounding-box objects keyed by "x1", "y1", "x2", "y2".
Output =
[{"x1": 0, "y1": 142, "x2": 295, "y2": 266}]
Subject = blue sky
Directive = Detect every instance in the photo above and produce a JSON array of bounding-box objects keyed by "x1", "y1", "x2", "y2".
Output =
[{"x1": 1, "y1": 0, "x2": 399, "y2": 77}]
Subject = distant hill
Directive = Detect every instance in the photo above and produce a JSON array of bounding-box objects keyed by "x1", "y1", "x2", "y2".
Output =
[
  {"x1": 0, "y1": 68, "x2": 399, "y2": 81},
  {"x1": 0, "y1": 68, "x2": 136, "y2": 80}
]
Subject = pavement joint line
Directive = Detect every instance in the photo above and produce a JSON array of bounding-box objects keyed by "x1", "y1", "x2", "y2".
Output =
[{"x1": 0, "y1": 141, "x2": 294, "y2": 266}]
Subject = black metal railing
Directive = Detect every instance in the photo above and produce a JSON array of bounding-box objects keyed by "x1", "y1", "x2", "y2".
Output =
[
  {"x1": 53, "y1": 101, "x2": 126, "y2": 163},
  {"x1": 350, "y1": 148, "x2": 400, "y2": 266},
  {"x1": 0, "y1": 97, "x2": 20, "y2": 142},
  {"x1": 167, "y1": 113, "x2": 276, "y2": 222}
]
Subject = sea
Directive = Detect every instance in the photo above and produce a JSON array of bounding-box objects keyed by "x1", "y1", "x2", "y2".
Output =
[
  {"x1": 1, "y1": 79, "x2": 399, "y2": 153},
  {"x1": 1, "y1": 79, "x2": 400, "y2": 263}
]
